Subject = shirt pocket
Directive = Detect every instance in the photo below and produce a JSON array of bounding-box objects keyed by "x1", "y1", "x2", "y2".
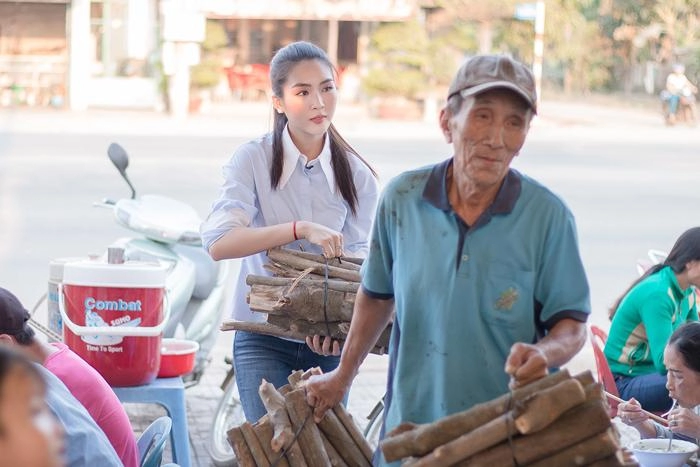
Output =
[{"x1": 479, "y1": 263, "x2": 535, "y2": 329}]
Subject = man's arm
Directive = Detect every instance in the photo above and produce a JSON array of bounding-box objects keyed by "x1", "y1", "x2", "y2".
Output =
[
  {"x1": 505, "y1": 318, "x2": 587, "y2": 388},
  {"x1": 305, "y1": 288, "x2": 394, "y2": 421}
]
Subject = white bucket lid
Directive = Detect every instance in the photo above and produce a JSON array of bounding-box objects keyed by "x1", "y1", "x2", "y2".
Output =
[
  {"x1": 49, "y1": 257, "x2": 90, "y2": 281},
  {"x1": 63, "y1": 259, "x2": 167, "y2": 288}
]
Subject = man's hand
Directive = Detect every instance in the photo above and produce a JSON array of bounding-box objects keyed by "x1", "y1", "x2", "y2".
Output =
[
  {"x1": 305, "y1": 369, "x2": 353, "y2": 422},
  {"x1": 504, "y1": 342, "x2": 548, "y2": 389}
]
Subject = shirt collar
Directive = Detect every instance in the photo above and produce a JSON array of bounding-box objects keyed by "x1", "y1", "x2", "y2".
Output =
[
  {"x1": 423, "y1": 158, "x2": 522, "y2": 214},
  {"x1": 280, "y1": 125, "x2": 335, "y2": 192},
  {"x1": 662, "y1": 266, "x2": 694, "y2": 298}
]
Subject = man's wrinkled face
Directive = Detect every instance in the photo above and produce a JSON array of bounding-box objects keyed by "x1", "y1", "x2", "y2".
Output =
[{"x1": 441, "y1": 89, "x2": 532, "y2": 192}]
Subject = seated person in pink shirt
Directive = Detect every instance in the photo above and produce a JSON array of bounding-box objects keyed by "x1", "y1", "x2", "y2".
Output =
[{"x1": 0, "y1": 287, "x2": 139, "y2": 467}]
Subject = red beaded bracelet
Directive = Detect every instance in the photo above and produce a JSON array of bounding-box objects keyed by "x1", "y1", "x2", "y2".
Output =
[{"x1": 293, "y1": 221, "x2": 298, "y2": 240}]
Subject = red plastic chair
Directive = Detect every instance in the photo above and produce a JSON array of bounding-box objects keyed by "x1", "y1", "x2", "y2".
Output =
[{"x1": 589, "y1": 325, "x2": 620, "y2": 417}]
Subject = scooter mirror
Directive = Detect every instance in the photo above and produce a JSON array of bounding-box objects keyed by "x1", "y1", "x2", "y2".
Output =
[
  {"x1": 107, "y1": 143, "x2": 129, "y2": 174},
  {"x1": 107, "y1": 142, "x2": 137, "y2": 199}
]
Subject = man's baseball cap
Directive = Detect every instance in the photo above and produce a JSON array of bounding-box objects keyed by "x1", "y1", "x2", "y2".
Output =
[
  {"x1": 0, "y1": 287, "x2": 31, "y2": 335},
  {"x1": 447, "y1": 54, "x2": 538, "y2": 114}
]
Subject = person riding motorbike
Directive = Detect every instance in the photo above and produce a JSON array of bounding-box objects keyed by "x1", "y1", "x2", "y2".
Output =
[{"x1": 662, "y1": 63, "x2": 698, "y2": 125}]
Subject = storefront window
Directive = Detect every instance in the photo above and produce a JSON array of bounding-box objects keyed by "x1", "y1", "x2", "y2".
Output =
[{"x1": 90, "y1": 0, "x2": 157, "y2": 78}]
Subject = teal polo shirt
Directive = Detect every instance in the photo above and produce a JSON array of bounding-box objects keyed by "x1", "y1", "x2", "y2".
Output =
[{"x1": 362, "y1": 159, "x2": 590, "y2": 466}]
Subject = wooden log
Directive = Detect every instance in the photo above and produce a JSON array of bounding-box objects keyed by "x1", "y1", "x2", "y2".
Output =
[
  {"x1": 321, "y1": 434, "x2": 351, "y2": 467},
  {"x1": 240, "y1": 421, "x2": 271, "y2": 467},
  {"x1": 317, "y1": 407, "x2": 373, "y2": 467},
  {"x1": 247, "y1": 281, "x2": 357, "y2": 322},
  {"x1": 258, "y1": 379, "x2": 295, "y2": 452},
  {"x1": 267, "y1": 248, "x2": 362, "y2": 282},
  {"x1": 246, "y1": 275, "x2": 359, "y2": 292},
  {"x1": 227, "y1": 426, "x2": 257, "y2": 467},
  {"x1": 269, "y1": 248, "x2": 362, "y2": 272},
  {"x1": 380, "y1": 370, "x2": 573, "y2": 462},
  {"x1": 267, "y1": 316, "x2": 351, "y2": 340},
  {"x1": 458, "y1": 399, "x2": 612, "y2": 466},
  {"x1": 332, "y1": 404, "x2": 374, "y2": 463},
  {"x1": 526, "y1": 428, "x2": 620, "y2": 467},
  {"x1": 514, "y1": 378, "x2": 586, "y2": 434},
  {"x1": 409, "y1": 412, "x2": 519, "y2": 467},
  {"x1": 284, "y1": 388, "x2": 331, "y2": 466},
  {"x1": 219, "y1": 321, "x2": 390, "y2": 355},
  {"x1": 254, "y1": 421, "x2": 291, "y2": 467}
]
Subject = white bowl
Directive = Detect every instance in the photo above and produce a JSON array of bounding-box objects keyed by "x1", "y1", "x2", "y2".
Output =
[{"x1": 631, "y1": 438, "x2": 698, "y2": 467}]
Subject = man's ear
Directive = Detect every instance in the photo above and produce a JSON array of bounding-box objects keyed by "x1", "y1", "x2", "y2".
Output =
[
  {"x1": 439, "y1": 108, "x2": 452, "y2": 143},
  {"x1": 0, "y1": 334, "x2": 14, "y2": 345}
]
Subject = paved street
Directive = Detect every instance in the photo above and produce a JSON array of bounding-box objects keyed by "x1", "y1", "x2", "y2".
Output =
[{"x1": 2, "y1": 96, "x2": 700, "y2": 465}]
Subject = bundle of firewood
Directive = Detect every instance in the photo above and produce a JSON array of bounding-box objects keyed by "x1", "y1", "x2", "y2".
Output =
[
  {"x1": 379, "y1": 370, "x2": 639, "y2": 467},
  {"x1": 228, "y1": 368, "x2": 374, "y2": 467},
  {"x1": 221, "y1": 248, "x2": 392, "y2": 354}
]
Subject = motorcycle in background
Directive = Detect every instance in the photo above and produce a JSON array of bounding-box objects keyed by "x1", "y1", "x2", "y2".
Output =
[{"x1": 35, "y1": 142, "x2": 232, "y2": 386}]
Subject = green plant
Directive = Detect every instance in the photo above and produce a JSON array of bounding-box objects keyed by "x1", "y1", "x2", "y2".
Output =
[
  {"x1": 190, "y1": 20, "x2": 229, "y2": 90},
  {"x1": 361, "y1": 20, "x2": 462, "y2": 100}
]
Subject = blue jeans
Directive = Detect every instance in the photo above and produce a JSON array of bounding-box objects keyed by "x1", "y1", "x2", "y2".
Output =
[
  {"x1": 615, "y1": 372, "x2": 673, "y2": 412},
  {"x1": 233, "y1": 330, "x2": 343, "y2": 422}
]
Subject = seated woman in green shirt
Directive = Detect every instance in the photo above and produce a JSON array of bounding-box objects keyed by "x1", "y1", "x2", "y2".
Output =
[{"x1": 604, "y1": 227, "x2": 700, "y2": 412}]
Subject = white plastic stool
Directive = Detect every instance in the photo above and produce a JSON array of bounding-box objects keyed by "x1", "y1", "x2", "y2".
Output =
[{"x1": 113, "y1": 377, "x2": 191, "y2": 467}]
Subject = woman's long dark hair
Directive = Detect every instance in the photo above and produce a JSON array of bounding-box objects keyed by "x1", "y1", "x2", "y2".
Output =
[
  {"x1": 268, "y1": 41, "x2": 376, "y2": 216},
  {"x1": 668, "y1": 321, "x2": 700, "y2": 373},
  {"x1": 609, "y1": 227, "x2": 700, "y2": 319}
]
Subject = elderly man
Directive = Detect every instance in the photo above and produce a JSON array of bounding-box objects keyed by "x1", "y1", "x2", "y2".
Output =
[{"x1": 305, "y1": 54, "x2": 591, "y2": 465}]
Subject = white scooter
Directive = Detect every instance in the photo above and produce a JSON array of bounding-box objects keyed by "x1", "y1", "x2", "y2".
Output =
[{"x1": 43, "y1": 142, "x2": 231, "y2": 385}]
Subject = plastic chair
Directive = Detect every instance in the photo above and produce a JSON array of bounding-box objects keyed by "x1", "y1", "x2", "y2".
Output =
[
  {"x1": 137, "y1": 416, "x2": 172, "y2": 467},
  {"x1": 114, "y1": 377, "x2": 191, "y2": 467},
  {"x1": 589, "y1": 325, "x2": 621, "y2": 417}
]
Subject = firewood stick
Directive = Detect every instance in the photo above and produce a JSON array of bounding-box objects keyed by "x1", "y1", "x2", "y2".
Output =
[
  {"x1": 410, "y1": 412, "x2": 519, "y2": 467},
  {"x1": 254, "y1": 421, "x2": 291, "y2": 467},
  {"x1": 514, "y1": 378, "x2": 586, "y2": 434},
  {"x1": 246, "y1": 275, "x2": 360, "y2": 293},
  {"x1": 240, "y1": 421, "x2": 271, "y2": 467},
  {"x1": 380, "y1": 369, "x2": 574, "y2": 462},
  {"x1": 331, "y1": 404, "x2": 374, "y2": 463},
  {"x1": 228, "y1": 426, "x2": 258, "y2": 467},
  {"x1": 526, "y1": 428, "x2": 620, "y2": 467},
  {"x1": 269, "y1": 248, "x2": 363, "y2": 272},
  {"x1": 267, "y1": 316, "x2": 351, "y2": 340},
  {"x1": 604, "y1": 391, "x2": 669, "y2": 426},
  {"x1": 259, "y1": 379, "x2": 295, "y2": 452},
  {"x1": 321, "y1": 434, "x2": 351, "y2": 467},
  {"x1": 266, "y1": 249, "x2": 361, "y2": 282},
  {"x1": 284, "y1": 388, "x2": 331, "y2": 466},
  {"x1": 458, "y1": 399, "x2": 612, "y2": 467},
  {"x1": 219, "y1": 321, "x2": 389, "y2": 355},
  {"x1": 317, "y1": 407, "x2": 373, "y2": 467}
]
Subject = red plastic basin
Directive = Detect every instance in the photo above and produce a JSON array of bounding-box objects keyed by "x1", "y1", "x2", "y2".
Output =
[{"x1": 157, "y1": 338, "x2": 200, "y2": 378}]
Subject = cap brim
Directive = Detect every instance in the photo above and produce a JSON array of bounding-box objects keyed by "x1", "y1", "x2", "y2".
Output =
[{"x1": 459, "y1": 81, "x2": 537, "y2": 113}]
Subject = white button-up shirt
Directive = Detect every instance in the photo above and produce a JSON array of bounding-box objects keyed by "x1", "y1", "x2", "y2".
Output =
[{"x1": 201, "y1": 126, "x2": 379, "y2": 322}]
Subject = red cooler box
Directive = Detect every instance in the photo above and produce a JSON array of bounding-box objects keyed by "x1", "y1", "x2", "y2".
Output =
[{"x1": 59, "y1": 258, "x2": 168, "y2": 387}]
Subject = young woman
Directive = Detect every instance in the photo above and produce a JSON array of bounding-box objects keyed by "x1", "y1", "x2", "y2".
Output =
[
  {"x1": 201, "y1": 41, "x2": 379, "y2": 422},
  {"x1": 605, "y1": 227, "x2": 700, "y2": 412},
  {"x1": 618, "y1": 321, "x2": 700, "y2": 443},
  {"x1": 0, "y1": 345, "x2": 64, "y2": 467}
]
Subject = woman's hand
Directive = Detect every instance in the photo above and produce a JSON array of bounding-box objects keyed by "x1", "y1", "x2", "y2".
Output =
[
  {"x1": 306, "y1": 335, "x2": 341, "y2": 356},
  {"x1": 618, "y1": 398, "x2": 649, "y2": 427},
  {"x1": 669, "y1": 406, "x2": 700, "y2": 439},
  {"x1": 296, "y1": 221, "x2": 343, "y2": 258}
]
